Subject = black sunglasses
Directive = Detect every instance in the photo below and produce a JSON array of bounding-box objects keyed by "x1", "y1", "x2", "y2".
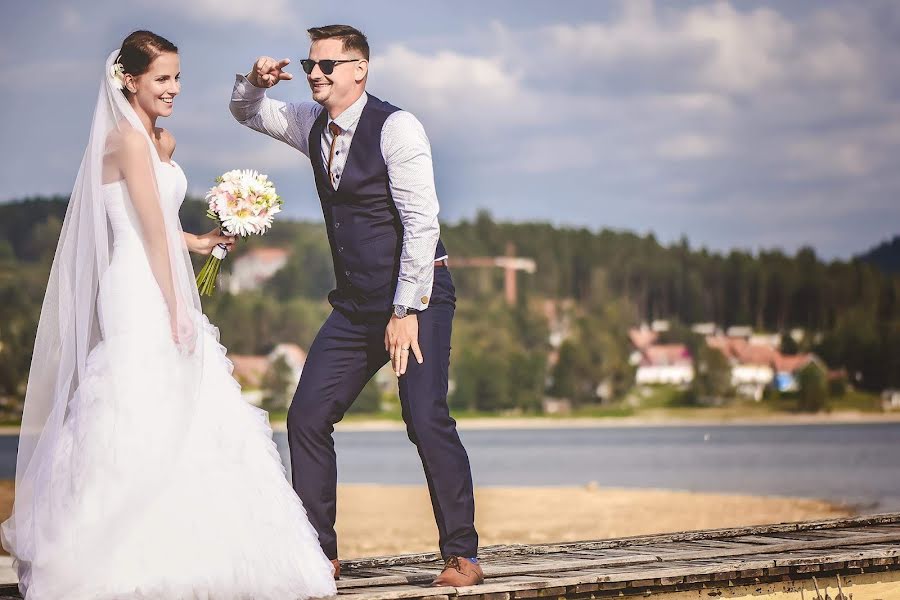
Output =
[{"x1": 300, "y1": 59, "x2": 361, "y2": 75}]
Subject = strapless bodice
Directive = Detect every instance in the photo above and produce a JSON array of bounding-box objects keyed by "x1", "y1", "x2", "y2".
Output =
[{"x1": 102, "y1": 160, "x2": 188, "y2": 247}]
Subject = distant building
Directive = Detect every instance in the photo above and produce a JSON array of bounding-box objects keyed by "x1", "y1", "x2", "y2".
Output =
[
  {"x1": 749, "y1": 333, "x2": 781, "y2": 348},
  {"x1": 628, "y1": 326, "x2": 693, "y2": 385},
  {"x1": 691, "y1": 322, "x2": 717, "y2": 336},
  {"x1": 542, "y1": 397, "x2": 572, "y2": 415},
  {"x1": 269, "y1": 343, "x2": 307, "y2": 375},
  {"x1": 650, "y1": 319, "x2": 670, "y2": 333},
  {"x1": 773, "y1": 353, "x2": 823, "y2": 393},
  {"x1": 635, "y1": 344, "x2": 694, "y2": 386},
  {"x1": 706, "y1": 335, "x2": 825, "y2": 399},
  {"x1": 229, "y1": 354, "x2": 269, "y2": 405},
  {"x1": 628, "y1": 325, "x2": 658, "y2": 351},
  {"x1": 543, "y1": 299, "x2": 573, "y2": 349},
  {"x1": 725, "y1": 325, "x2": 754, "y2": 339},
  {"x1": 882, "y1": 389, "x2": 900, "y2": 411},
  {"x1": 707, "y1": 335, "x2": 775, "y2": 400},
  {"x1": 226, "y1": 247, "x2": 290, "y2": 294},
  {"x1": 229, "y1": 342, "x2": 307, "y2": 407}
]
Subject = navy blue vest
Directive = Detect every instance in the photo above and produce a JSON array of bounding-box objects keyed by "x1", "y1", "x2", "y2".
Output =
[{"x1": 309, "y1": 94, "x2": 447, "y2": 316}]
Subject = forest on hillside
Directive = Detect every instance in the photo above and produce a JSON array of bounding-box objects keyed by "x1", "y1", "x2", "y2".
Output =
[{"x1": 1, "y1": 197, "x2": 898, "y2": 418}]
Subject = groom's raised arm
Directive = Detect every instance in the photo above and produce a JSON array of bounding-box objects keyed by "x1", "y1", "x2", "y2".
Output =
[
  {"x1": 382, "y1": 111, "x2": 442, "y2": 313},
  {"x1": 229, "y1": 57, "x2": 321, "y2": 158}
]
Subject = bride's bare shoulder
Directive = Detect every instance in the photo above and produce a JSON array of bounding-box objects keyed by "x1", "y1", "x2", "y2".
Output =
[{"x1": 106, "y1": 127, "x2": 148, "y2": 156}]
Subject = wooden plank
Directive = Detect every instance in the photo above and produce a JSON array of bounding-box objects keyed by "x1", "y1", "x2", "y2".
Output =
[
  {"x1": 341, "y1": 513, "x2": 900, "y2": 571},
  {"x1": 338, "y1": 575, "x2": 415, "y2": 589},
  {"x1": 340, "y1": 555, "x2": 900, "y2": 600},
  {"x1": 341, "y1": 530, "x2": 900, "y2": 594},
  {"x1": 733, "y1": 534, "x2": 815, "y2": 545},
  {"x1": 338, "y1": 585, "x2": 456, "y2": 600},
  {"x1": 685, "y1": 539, "x2": 763, "y2": 550}
]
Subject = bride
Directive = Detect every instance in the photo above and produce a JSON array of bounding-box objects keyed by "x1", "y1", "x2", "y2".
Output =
[{"x1": 0, "y1": 30, "x2": 337, "y2": 599}]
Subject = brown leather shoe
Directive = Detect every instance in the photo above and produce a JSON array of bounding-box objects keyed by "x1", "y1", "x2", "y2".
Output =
[
  {"x1": 431, "y1": 556, "x2": 484, "y2": 587},
  {"x1": 331, "y1": 558, "x2": 341, "y2": 580}
]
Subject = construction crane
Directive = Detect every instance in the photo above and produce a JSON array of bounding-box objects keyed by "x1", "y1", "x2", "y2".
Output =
[{"x1": 449, "y1": 242, "x2": 536, "y2": 306}]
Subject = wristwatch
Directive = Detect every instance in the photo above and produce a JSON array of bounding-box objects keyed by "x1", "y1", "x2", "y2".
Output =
[{"x1": 393, "y1": 304, "x2": 416, "y2": 319}]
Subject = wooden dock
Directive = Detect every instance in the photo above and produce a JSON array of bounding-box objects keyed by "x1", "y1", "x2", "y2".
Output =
[
  {"x1": 0, "y1": 513, "x2": 897, "y2": 599},
  {"x1": 334, "y1": 513, "x2": 900, "y2": 599}
]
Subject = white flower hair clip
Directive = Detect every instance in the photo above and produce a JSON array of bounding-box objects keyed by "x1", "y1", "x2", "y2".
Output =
[{"x1": 109, "y1": 56, "x2": 126, "y2": 91}]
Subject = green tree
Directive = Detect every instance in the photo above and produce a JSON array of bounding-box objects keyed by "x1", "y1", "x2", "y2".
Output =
[
  {"x1": 261, "y1": 354, "x2": 294, "y2": 410},
  {"x1": 688, "y1": 345, "x2": 732, "y2": 404},
  {"x1": 347, "y1": 378, "x2": 382, "y2": 414},
  {"x1": 780, "y1": 332, "x2": 800, "y2": 355},
  {"x1": 549, "y1": 301, "x2": 635, "y2": 406},
  {"x1": 797, "y1": 362, "x2": 828, "y2": 412}
]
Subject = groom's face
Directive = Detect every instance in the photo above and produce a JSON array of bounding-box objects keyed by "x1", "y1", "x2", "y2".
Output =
[{"x1": 307, "y1": 38, "x2": 366, "y2": 106}]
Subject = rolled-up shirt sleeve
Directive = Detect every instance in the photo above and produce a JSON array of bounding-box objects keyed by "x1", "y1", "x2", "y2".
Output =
[
  {"x1": 381, "y1": 111, "x2": 441, "y2": 312},
  {"x1": 229, "y1": 74, "x2": 321, "y2": 157}
]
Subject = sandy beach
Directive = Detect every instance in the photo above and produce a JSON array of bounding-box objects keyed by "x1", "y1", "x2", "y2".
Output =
[
  {"x1": 0, "y1": 480, "x2": 849, "y2": 559},
  {"x1": 331, "y1": 484, "x2": 850, "y2": 558}
]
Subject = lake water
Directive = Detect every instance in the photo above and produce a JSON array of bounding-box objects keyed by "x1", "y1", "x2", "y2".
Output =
[{"x1": 1, "y1": 423, "x2": 898, "y2": 512}]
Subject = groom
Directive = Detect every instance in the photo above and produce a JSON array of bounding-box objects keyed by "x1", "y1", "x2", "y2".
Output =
[{"x1": 229, "y1": 25, "x2": 482, "y2": 586}]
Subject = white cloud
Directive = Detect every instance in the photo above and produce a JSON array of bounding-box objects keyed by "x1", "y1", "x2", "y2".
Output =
[
  {"x1": 370, "y1": 44, "x2": 540, "y2": 131},
  {"x1": 655, "y1": 134, "x2": 726, "y2": 160},
  {"x1": 680, "y1": 3, "x2": 792, "y2": 93}
]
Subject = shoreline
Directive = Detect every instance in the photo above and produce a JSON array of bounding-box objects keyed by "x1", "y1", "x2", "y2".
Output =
[
  {"x1": 0, "y1": 410, "x2": 898, "y2": 435},
  {"x1": 330, "y1": 410, "x2": 900, "y2": 432}
]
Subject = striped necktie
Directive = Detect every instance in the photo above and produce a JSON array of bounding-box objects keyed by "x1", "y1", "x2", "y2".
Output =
[{"x1": 327, "y1": 121, "x2": 342, "y2": 186}]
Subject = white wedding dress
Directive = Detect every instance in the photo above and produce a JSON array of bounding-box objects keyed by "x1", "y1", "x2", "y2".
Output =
[{"x1": 7, "y1": 160, "x2": 337, "y2": 599}]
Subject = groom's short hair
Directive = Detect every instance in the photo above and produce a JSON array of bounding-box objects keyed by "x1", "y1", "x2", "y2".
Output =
[{"x1": 307, "y1": 25, "x2": 370, "y2": 61}]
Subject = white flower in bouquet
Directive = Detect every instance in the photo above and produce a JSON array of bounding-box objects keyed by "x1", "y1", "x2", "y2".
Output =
[{"x1": 196, "y1": 169, "x2": 283, "y2": 296}]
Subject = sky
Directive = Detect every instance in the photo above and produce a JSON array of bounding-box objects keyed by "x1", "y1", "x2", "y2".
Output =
[{"x1": 2, "y1": 0, "x2": 899, "y2": 260}]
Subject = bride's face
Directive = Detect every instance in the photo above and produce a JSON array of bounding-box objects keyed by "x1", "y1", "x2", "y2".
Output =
[{"x1": 125, "y1": 52, "x2": 181, "y2": 119}]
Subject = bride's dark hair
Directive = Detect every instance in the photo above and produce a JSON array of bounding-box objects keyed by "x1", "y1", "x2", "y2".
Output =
[{"x1": 117, "y1": 30, "x2": 178, "y2": 89}]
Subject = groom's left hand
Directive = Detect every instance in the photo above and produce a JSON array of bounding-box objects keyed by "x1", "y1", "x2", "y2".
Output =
[{"x1": 385, "y1": 314, "x2": 423, "y2": 377}]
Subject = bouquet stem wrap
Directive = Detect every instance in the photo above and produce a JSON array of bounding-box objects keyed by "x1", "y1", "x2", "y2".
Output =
[{"x1": 196, "y1": 243, "x2": 229, "y2": 296}]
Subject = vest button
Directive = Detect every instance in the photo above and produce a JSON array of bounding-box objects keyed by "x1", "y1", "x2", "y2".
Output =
[
  {"x1": 334, "y1": 222, "x2": 341, "y2": 228},
  {"x1": 345, "y1": 270, "x2": 351, "y2": 276},
  {"x1": 339, "y1": 246, "x2": 344, "y2": 253}
]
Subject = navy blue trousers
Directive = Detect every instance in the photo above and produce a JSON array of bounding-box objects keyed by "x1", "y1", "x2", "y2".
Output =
[{"x1": 287, "y1": 267, "x2": 478, "y2": 560}]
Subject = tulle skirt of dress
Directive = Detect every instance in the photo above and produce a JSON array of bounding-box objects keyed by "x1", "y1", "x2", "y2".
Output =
[{"x1": 3, "y1": 242, "x2": 337, "y2": 599}]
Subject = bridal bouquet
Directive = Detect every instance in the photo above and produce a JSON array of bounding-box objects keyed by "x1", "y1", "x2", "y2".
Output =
[{"x1": 195, "y1": 169, "x2": 283, "y2": 296}]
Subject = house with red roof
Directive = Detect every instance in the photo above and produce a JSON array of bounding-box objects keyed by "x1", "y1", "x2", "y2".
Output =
[
  {"x1": 629, "y1": 326, "x2": 694, "y2": 386},
  {"x1": 706, "y1": 335, "x2": 825, "y2": 398}
]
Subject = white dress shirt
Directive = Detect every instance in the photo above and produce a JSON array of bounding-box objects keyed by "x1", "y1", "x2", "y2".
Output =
[{"x1": 229, "y1": 75, "x2": 446, "y2": 312}]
